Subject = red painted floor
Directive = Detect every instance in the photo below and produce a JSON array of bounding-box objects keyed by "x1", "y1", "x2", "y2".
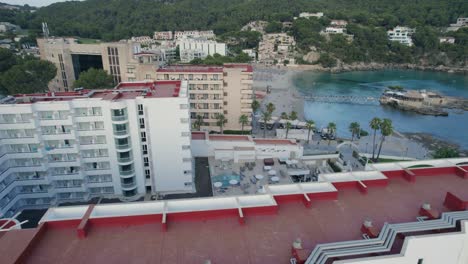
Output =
[{"x1": 2, "y1": 174, "x2": 467, "y2": 264}]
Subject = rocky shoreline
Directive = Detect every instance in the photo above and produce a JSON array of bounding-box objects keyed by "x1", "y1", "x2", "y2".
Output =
[
  {"x1": 293, "y1": 62, "x2": 468, "y2": 75},
  {"x1": 403, "y1": 132, "x2": 468, "y2": 157}
]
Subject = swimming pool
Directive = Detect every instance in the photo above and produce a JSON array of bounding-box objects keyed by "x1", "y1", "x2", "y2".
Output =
[{"x1": 212, "y1": 174, "x2": 241, "y2": 187}]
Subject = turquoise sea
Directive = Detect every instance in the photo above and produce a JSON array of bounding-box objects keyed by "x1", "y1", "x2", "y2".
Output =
[{"x1": 293, "y1": 70, "x2": 468, "y2": 149}]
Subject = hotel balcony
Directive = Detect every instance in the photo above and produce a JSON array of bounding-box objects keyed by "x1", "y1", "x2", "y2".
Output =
[
  {"x1": 241, "y1": 98, "x2": 254, "y2": 104},
  {"x1": 241, "y1": 79, "x2": 254, "y2": 84},
  {"x1": 119, "y1": 169, "x2": 136, "y2": 178},
  {"x1": 121, "y1": 179, "x2": 137, "y2": 190},
  {"x1": 0, "y1": 120, "x2": 35, "y2": 130},
  {"x1": 241, "y1": 108, "x2": 253, "y2": 113},
  {"x1": 115, "y1": 143, "x2": 132, "y2": 152},
  {"x1": 113, "y1": 129, "x2": 129, "y2": 138},
  {"x1": 111, "y1": 113, "x2": 128, "y2": 122},
  {"x1": 49, "y1": 172, "x2": 84, "y2": 181},
  {"x1": 46, "y1": 145, "x2": 78, "y2": 154},
  {"x1": 39, "y1": 116, "x2": 73, "y2": 126},
  {"x1": 54, "y1": 185, "x2": 86, "y2": 193},
  {"x1": 48, "y1": 159, "x2": 80, "y2": 168},
  {"x1": 41, "y1": 131, "x2": 76, "y2": 141},
  {"x1": 241, "y1": 89, "x2": 253, "y2": 94}
]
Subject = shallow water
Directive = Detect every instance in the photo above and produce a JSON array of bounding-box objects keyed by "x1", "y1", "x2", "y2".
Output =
[{"x1": 293, "y1": 70, "x2": 468, "y2": 149}]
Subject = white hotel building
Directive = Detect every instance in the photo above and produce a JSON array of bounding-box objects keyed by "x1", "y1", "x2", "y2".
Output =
[
  {"x1": 0, "y1": 81, "x2": 193, "y2": 217},
  {"x1": 387, "y1": 26, "x2": 416, "y2": 46}
]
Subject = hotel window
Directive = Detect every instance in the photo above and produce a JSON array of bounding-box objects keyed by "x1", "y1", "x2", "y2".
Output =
[
  {"x1": 203, "y1": 84, "x2": 208, "y2": 90},
  {"x1": 188, "y1": 74, "x2": 193, "y2": 80},
  {"x1": 223, "y1": 101, "x2": 228, "y2": 105},
  {"x1": 145, "y1": 169, "x2": 150, "y2": 179},
  {"x1": 142, "y1": 144, "x2": 148, "y2": 155},
  {"x1": 141, "y1": 132, "x2": 146, "y2": 142},
  {"x1": 213, "y1": 84, "x2": 219, "y2": 90},
  {"x1": 189, "y1": 84, "x2": 195, "y2": 90},
  {"x1": 138, "y1": 104, "x2": 144, "y2": 115},
  {"x1": 213, "y1": 74, "x2": 218, "y2": 80},
  {"x1": 145, "y1": 74, "x2": 152, "y2": 79},
  {"x1": 202, "y1": 74, "x2": 207, "y2": 80},
  {"x1": 224, "y1": 92, "x2": 228, "y2": 96},
  {"x1": 139, "y1": 118, "x2": 145, "y2": 129},
  {"x1": 179, "y1": 74, "x2": 184, "y2": 80},
  {"x1": 144, "y1": 157, "x2": 149, "y2": 167}
]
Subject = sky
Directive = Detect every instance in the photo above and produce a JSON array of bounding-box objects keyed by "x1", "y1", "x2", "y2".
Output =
[{"x1": 2, "y1": 0, "x2": 83, "y2": 7}]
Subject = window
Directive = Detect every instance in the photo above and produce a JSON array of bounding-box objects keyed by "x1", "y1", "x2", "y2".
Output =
[
  {"x1": 184, "y1": 182, "x2": 192, "y2": 186},
  {"x1": 139, "y1": 118, "x2": 145, "y2": 129},
  {"x1": 417, "y1": 259, "x2": 424, "y2": 264},
  {"x1": 203, "y1": 84, "x2": 208, "y2": 90},
  {"x1": 145, "y1": 74, "x2": 152, "y2": 79},
  {"x1": 141, "y1": 132, "x2": 146, "y2": 142},
  {"x1": 213, "y1": 74, "x2": 218, "y2": 80},
  {"x1": 144, "y1": 157, "x2": 149, "y2": 167},
  {"x1": 188, "y1": 74, "x2": 193, "y2": 80},
  {"x1": 142, "y1": 144, "x2": 148, "y2": 155},
  {"x1": 179, "y1": 74, "x2": 184, "y2": 80},
  {"x1": 223, "y1": 101, "x2": 227, "y2": 105},
  {"x1": 213, "y1": 84, "x2": 219, "y2": 90},
  {"x1": 202, "y1": 74, "x2": 207, "y2": 80},
  {"x1": 224, "y1": 111, "x2": 228, "y2": 115},
  {"x1": 224, "y1": 92, "x2": 228, "y2": 96},
  {"x1": 138, "y1": 104, "x2": 143, "y2": 115},
  {"x1": 145, "y1": 169, "x2": 150, "y2": 179},
  {"x1": 189, "y1": 84, "x2": 195, "y2": 90}
]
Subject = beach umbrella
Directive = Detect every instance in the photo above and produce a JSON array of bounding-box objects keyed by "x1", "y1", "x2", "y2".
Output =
[
  {"x1": 268, "y1": 170, "x2": 277, "y2": 176},
  {"x1": 255, "y1": 174, "x2": 264, "y2": 180},
  {"x1": 229, "y1": 179, "x2": 239, "y2": 185},
  {"x1": 214, "y1": 182, "x2": 223, "y2": 188}
]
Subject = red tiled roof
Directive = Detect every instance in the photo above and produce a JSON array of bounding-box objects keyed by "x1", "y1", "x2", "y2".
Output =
[{"x1": 1, "y1": 171, "x2": 467, "y2": 264}]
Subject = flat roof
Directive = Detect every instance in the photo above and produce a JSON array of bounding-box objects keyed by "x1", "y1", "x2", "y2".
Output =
[
  {"x1": 156, "y1": 64, "x2": 253, "y2": 73},
  {"x1": 1, "y1": 168, "x2": 467, "y2": 264},
  {"x1": 208, "y1": 135, "x2": 250, "y2": 141},
  {"x1": 9, "y1": 81, "x2": 182, "y2": 104},
  {"x1": 253, "y1": 139, "x2": 297, "y2": 145}
]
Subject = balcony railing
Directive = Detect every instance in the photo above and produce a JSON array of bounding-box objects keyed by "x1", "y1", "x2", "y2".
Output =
[
  {"x1": 115, "y1": 144, "x2": 131, "y2": 150},
  {"x1": 120, "y1": 169, "x2": 135, "y2": 176},
  {"x1": 114, "y1": 130, "x2": 128, "y2": 136},
  {"x1": 121, "y1": 181, "x2": 136, "y2": 188},
  {"x1": 117, "y1": 157, "x2": 132, "y2": 163},
  {"x1": 112, "y1": 115, "x2": 128, "y2": 122}
]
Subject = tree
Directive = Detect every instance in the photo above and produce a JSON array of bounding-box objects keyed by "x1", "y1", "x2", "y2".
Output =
[
  {"x1": 327, "y1": 122, "x2": 336, "y2": 145},
  {"x1": 194, "y1": 115, "x2": 204, "y2": 131},
  {"x1": 261, "y1": 111, "x2": 271, "y2": 138},
  {"x1": 317, "y1": 53, "x2": 337, "y2": 68},
  {"x1": 432, "y1": 147, "x2": 459, "y2": 159},
  {"x1": 349, "y1": 122, "x2": 360, "y2": 142},
  {"x1": 285, "y1": 121, "x2": 292, "y2": 139},
  {"x1": 265, "y1": 21, "x2": 283, "y2": 33},
  {"x1": 376, "y1": 119, "x2": 393, "y2": 160},
  {"x1": 252, "y1": 100, "x2": 260, "y2": 113},
  {"x1": 369, "y1": 117, "x2": 382, "y2": 160},
  {"x1": 0, "y1": 48, "x2": 16, "y2": 72},
  {"x1": 289, "y1": 111, "x2": 298, "y2": 120},
  {"x1": 266, "y1": 102, "x2": 276, "y2": 115},
  {"x1": 73, "y1": 68, "x2": 114, "y2": 89},
  {"x1": 238, "y1": 114, "x2": 249, "y2": 133},
  {"x1": 305, "y1": 120, "x2": 315, "y2": 144},
  {"x1": 280, "y1": 112, "x2": 288, "y2": 119},
  {"x1": 1, "y1": 59, "x2": 57, "y2": 95},
  {"x1": 216, "y1": 114, "x2": 227, "y2": 134}
]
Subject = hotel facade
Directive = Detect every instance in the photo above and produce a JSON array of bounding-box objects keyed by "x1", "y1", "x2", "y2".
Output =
[
  {"x1": 0, "y1": 81, "x2": 193, "y2": 218},
  {"x1": 155, "y1": 64, "x2": 254, "y2": 132}
]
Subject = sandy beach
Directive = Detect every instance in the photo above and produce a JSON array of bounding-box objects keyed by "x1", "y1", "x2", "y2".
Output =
[{"x1": 253, "y1": 66, "x2": 467, "y2": 159}]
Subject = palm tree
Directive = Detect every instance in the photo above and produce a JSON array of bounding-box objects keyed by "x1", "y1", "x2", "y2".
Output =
[
  {"x1": 194, "y1": 115, "x2": 204, "y2": 131},
  {"x1": 376, "y1": 119, "x2": 393, "y2": 161},
  {"x1": 349, "y1": 122, "x2": 360, "y2": 142},
  {"x1": 280, "y1": 112, "x2": 288, "y2": 119},
  {"x1": 369, "y1": 117, "x2": 382, "y2": 160},
  {"x1": 289, "y1": 111, "x2": 298, "y2": 121},
  {"x1": 216, "y1": 114, "x2": 227, "y2": 134},
  {"x1": 327, "y1": 122, "x2": 336, "y2": 145},
  {"x1": 238, "y1": 114, "x2": 249, "y2": 134},
  {"x1": 285, "y1": 122, "x2": 292, "y2": 139},
  {"x1": 266, "y1": 102, "x2": 276, "y2": 115},
  {"x1": 261, "y1": 111, "x2": 271, "y2": 138},
  {"x1": 305, "y1": 120, "x2": 315, "y2": 144},
  {"x1": 252, "y1": 100, "x2": 260, "y2": 113}
]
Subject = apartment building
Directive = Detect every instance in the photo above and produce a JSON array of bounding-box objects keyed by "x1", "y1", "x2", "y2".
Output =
[
  {"x1": 153, "y1": 31, "x2": 173, "y2": 40},
  {"x1": 387, "y1": 26, "x2": 416, "y2": 46},
  {"x1": 174, "y1": 30, "x2": 216, "y2": 40},
  {"x1": 37, "y1": 37, "x2": 165, "y2": 92},
  {"x1": 155, "y1": 64, "x2": 253, "y2": 132},
  {"x1": 0, "y1": 80, "x2": 193, "y2": 217},
  {"x1": 296, "y1": 12, "x2": 324, "y2": 19},
  {"x1": 176, "y1": 37, "x2": 227, "y2": 62}
]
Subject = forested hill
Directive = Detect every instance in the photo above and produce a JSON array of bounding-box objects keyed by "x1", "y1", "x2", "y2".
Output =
[{"x1": 3, "y1": 0, "x2": 467, "y2": 41}]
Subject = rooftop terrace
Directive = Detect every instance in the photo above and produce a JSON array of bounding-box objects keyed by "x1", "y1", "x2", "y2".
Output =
[
  {"x1": 6, "y1": 81, "x2": 184, "y2": 104},
  {"x1": 0, "y1": 159, "x2": 467, "y2": 264}
]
